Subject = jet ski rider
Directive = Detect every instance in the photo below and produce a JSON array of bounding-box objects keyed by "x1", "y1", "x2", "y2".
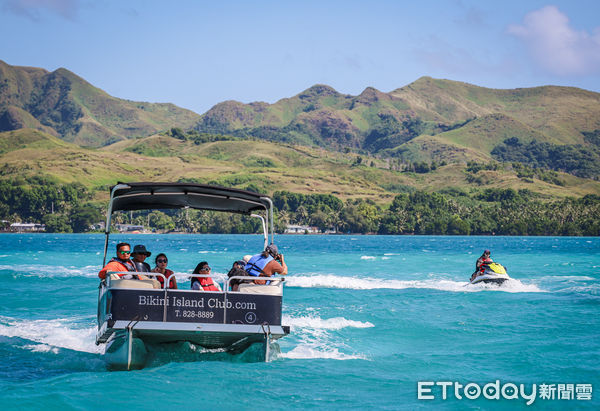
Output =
[{"x1": 471, "y1": 250, "x2": 493, "y2": 281}]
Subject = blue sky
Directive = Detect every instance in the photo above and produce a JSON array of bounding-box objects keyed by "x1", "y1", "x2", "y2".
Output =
[{"x1": 1, "y1": 0, "x2": 599, "y2": 114}]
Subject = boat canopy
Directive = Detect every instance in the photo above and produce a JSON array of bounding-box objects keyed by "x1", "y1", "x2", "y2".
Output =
[
  {"x1": 102, "y1": 182, "x2": 274, "y2": 265},
  {"x1": 109, "y1": 182, "x2": 271, "y2": 214}
]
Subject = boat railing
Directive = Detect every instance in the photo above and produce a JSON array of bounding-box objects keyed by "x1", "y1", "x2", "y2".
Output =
[
  {"x1": 226, "y1": 276, "x2": 284, "y2": 296},
  {"x1": 105, "y1": 272, "x2": 285, "y2": 296},
  {"x1": 170, "y1": 273, "x2": 285, "y2": 296},
  {"x1": 102, "y1": 272, "x2": 284, "y2": 325},
  {"x1": 106, "y1": 271, "x2": 167, "y2": 289}
]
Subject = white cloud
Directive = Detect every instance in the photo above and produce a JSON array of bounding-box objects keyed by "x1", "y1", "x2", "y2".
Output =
[{"x1": 508, "y1": 5, "x2": 600, "y2": 76}]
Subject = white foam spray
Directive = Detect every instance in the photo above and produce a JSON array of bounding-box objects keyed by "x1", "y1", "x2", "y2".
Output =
[
  {"x1": 283, "y1": 315, "x2": 374, "y2": 330},
  {"x1": 280, "y1": 314, "x2": 372, "y2": 360},
  {"x1": 285, "y1": 274, "x2": 545, "y2": 293},
  {"x1": 0, "y1": 264, "x2": 100, "y2": 278},
  {"x1": 0, "y1": 316, "x2": 101, "y2": 354}
]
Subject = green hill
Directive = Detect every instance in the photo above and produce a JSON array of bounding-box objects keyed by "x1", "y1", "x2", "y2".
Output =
[
  {"x1": 2, "y1": 128, "x2": 599, "y2": 236},
  {"x1": 0, "y1": 60, "x2": 200, "y2": 147},
  {"x1": 1, "y1": 128, "x2": 598, "y2": 206},
  {"x1": 195, "y1": 77, "x2": 600, "y2": 169},
  {"x1": 2, "y1": 61, "x2": 600, "y2": 182}
]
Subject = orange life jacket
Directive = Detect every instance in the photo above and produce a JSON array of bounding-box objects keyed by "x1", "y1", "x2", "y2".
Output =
[
  {"x1": 98, "y1": 258, "x2": 137, "y2": 279},
  {"x1": 157, "y1": 269, "x2": 177, "y2": 289},
  {"x1": 198, "y1": 277, "x2": 219, "y2": 291}
]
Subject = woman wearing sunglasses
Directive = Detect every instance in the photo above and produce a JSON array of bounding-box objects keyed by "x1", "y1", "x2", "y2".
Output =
[
  {"x1": 151, "y1": 253, "x2": 177, "y2": 289},
  {"x1": 191, "y1": 261, "x2": 220, "y2": 291}
]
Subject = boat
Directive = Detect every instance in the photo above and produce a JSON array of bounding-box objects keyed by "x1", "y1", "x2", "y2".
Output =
[
  {"x1": 95, "y1": 182, "x2": 290, "y2": 370},
  {"x1": 469, "y1": 262, "x2": 511, "y2": 285}
]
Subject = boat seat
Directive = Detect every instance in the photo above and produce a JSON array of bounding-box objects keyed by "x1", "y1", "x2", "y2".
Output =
[
  {"x1": 110, "y1": 277, "x2": 161, "y2": 289},
  {"x1": 237, "y1": 282, "x2": 282, "y2": 295}
]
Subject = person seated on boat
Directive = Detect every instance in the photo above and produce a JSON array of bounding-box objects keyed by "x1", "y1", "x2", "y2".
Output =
[
  {"x1": 151, "y1": 253, "x2": 177, "y2": 289},
  {"x1": 131, "y1": 244, "x2": 152, "y2": 272},
  {"x1": 227, "y1": 260, "x2": 249, "y2": 291},
  {"x1": 98, "y1": 242, "x2": 150, "y2": 280},
  {"x1": 191, "y1": 261, "x2": 221, "y2": 291},
  {"x1": 245, "y1": 244, "x2": 288, "y2": 285},
  {"x1": 471, "y1": 250, "x2": 493, "y2": 281}
]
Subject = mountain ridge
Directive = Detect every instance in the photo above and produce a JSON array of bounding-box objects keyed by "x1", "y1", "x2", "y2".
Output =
[
  {"x1": 1, "y1": 61, "x2": 600, "y2": 178},
  {"x1": 0, "y1": 60, "x2": 201, "y2": 147},
  {"x1": 194, "y1": 76, "x2": 600, "y2": 162}
]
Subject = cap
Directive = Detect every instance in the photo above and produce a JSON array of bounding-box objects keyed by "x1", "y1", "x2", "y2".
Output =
[
  {"x1": 266, "y1": 244, "x2": 279, "y2": 256},
  {"x1": 132, "y1": 244, "x2": 151, "y2": 256}
]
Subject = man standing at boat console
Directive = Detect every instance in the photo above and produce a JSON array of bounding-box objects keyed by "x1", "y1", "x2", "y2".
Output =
[{"x1": 98, "y1": 242, "x2": 148, "y2": 280}]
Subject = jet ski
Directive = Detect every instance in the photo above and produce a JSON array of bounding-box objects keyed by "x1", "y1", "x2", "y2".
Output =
[{"x1": 470, "y1": 262, "x2": 510, "y2": 285}]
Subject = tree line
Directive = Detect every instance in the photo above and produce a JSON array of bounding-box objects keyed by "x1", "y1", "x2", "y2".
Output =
[
  {"x1": 0, "y1": 176, "x2": 103, "y2": 233},
  {"x1": 97, "y1": 188, "x2": 600, "y2": 236},
  {"x1": 1, "y1": 178, "x2": 599, "y2": 236}
]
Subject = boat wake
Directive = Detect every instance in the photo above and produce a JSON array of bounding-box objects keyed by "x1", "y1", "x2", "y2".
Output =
[
  {"x1": 286, "y1": 274, "x2": 545, "y2": 293},
  {"x1": 0, "y1": 264, "x2": 100, "y2": 278},
  {"x1": 283, "y1": 315, "x2": 374, "y2": 330},
  {"x1": 0, "y1": 315, "x2": 101, "y2": 354},
  {"x1": 280, "y1": 314, "x2": 371, "y2": 361}
]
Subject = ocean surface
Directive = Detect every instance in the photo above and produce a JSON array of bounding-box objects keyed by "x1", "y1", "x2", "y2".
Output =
[{"x1": 0, "y1": 234, "x2": 598, "y2": 410}]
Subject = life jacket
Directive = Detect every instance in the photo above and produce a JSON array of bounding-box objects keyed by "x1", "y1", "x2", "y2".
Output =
[
  {"x1": 157, "y1": 268, "x2": 177, "y2": 289},
  {"x1": 245, "y1": 254, "x2": 273, "y2": 277},
  {"x1": 477, "y1": 257, "x2": 493, "y2": 272},
  {"x1": 134, "y1": 261, "x2": 151, "y2": 272},
  {"x1": 110, "y1": 258, "x2": 138, "y2": 276},
  {"x1": 98, "y1": 257, "x2": 138, "y2": 279},
  {"x1": 193, "y1": 276, "x2": 219, "y2": 291}
]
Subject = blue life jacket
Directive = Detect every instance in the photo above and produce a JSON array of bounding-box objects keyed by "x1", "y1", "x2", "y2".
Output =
[{"x1": 245, "y1": 254, "x2": 273, "y2": 277}]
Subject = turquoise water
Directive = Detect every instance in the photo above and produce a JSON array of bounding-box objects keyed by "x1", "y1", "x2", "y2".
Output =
[{"x1": 0, "y1": 234, "x2": 598, "y2": 409}]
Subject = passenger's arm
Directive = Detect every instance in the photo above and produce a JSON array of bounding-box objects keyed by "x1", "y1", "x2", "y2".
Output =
[
  {"x1": 98, "y1": 261, "x2": 117, "y2": 279},
  {"x1": 98, "y1": 268, "x2": 107, "y2": 279},
  {"x1": 268, "y1": 257, "x2": 287, "y2": 276},
  {"x1": 278, "y1": 255, "x2": 288, "y2": 275}
]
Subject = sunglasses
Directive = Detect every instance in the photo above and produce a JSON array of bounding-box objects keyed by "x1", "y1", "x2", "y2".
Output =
[
  {"x1": 119, "y1": 250, "x2": 131, "y2": 255},
  {"x1": 157, "y1": 259, "x2": 168, "y2": 263},
  {"x1": 199, "y1": 267, "x2": 211, "y2": 271}
]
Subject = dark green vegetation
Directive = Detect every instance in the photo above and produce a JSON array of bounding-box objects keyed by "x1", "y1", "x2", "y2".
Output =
[
  {"x1": 274, "y1": 189, "x2": 600, "y2": 236},
  {"x1": 1, "y1": 61, "x2": 599, "y2": 234},
  {"x1": 37, "y1": 187, "x2": 598, "y2": 236},
  {"x1": 0, "y1": 176, "x2": 102, "y2": 233},
  {"x1": 491, "y1": 137, "x2": 600, "y2": 178}
]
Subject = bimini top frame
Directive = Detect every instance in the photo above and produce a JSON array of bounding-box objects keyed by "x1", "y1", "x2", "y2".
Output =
[{"x1": 103, "y1": 182, "x2": 274, "y2": 265}]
